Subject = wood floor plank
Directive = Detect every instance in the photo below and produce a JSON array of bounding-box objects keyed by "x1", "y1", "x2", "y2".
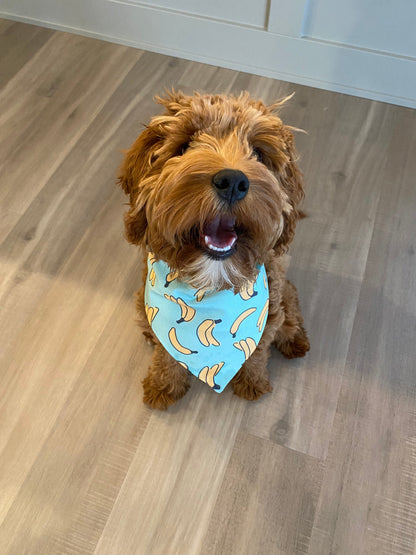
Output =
[
  {"x1": 0, "y1": 208, "x2": 20, "y2": 244},
  {"x1": 231, "y1": 70, "x2": 295, "y2": 104},
  {"x1": 0, "y1": 298, "x2": 151, "y2": 554},
  {"x1": 94, "y1": 387, "x2": 246, "y2": 555},
  {"x1": 0, "y1": 283, "x2": 118, "y2": 524},
  {"x1": 179, "y1": 60, "x2": 240, "y2": 93},
  {"x1": 202, "y1": 433, "x2": 324, "y2": 554},
  {"x1": 0, "y1": 192, "x2": 147, "y2": 548},
  {"x1": 309, "y1": 105, "x2": 416, "y2": 554},
  {"x1": 0, "y1": 155, "x2": 153, "y2": 551},
  {"x1": 0, "y1": 31, "x2": 140, "y2": 217},
  {"x1": 0, "y1": 20, "x2": 54, "y2": 89},
  {"x1": 0, "y1": 262, "x2": 53, "y2": 366}
]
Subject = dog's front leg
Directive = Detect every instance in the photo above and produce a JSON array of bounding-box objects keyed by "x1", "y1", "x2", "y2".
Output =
[
  {"x1": 273, "y1": 279, "x2": 310, "y2": 359},
  {"x1": 142, "y1": 344, "x2": 190, "y2": 410},
  {"x1": 231, "y1": 341, "x2": 273, "y2": 401}
]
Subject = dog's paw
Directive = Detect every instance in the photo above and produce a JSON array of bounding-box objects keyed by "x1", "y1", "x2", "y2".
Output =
[
  {"x1": 276, "y1": 325, "x2": 310, "y2": 359},
  {"x1": 142, "y1": 389, "x2": 177, "y2": 410},
  {"x1": 142, "y1": 376, "x2": 189, "y2": 410},
  {"x1": 232, "y1": 375, "x2": 272, "y2": 401}
]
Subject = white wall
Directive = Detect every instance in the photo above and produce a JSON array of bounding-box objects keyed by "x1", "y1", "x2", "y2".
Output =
[{"x1": 1, "y1": 0, "x2": 415, "y2": 108}]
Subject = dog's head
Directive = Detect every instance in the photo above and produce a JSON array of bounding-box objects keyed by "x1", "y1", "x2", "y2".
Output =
[{"x1": 119, "y1": 91, "x2": 304, "y2": 290}]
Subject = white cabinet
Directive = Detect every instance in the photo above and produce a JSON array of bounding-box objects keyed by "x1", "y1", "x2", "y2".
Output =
[{"x1": 1, "y1": 0, "x2": 415, "y2": 107}]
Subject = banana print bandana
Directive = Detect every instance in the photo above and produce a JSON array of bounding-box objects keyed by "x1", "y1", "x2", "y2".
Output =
[{"x1": 144, "y1": 253, "x2": 269, "y2": 393}]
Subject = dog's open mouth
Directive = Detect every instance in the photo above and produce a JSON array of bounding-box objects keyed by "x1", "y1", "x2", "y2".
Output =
[{"x1": 202, "y1": 215, "x2": 237, "y2": 258}]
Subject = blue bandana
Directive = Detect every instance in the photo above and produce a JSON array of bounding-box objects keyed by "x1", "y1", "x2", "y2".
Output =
[{"x1": 144, "y1": 253, "x2": 269, "y2": 393}]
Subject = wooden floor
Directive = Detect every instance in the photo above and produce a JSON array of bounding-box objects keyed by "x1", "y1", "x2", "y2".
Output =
[{"x1": 1, "y1": 19, "x2": 416, "y2": 555}]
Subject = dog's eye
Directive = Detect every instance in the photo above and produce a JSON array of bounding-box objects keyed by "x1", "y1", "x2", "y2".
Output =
[
  {"x1": 179, "y1": 143, "x2": 189, "y2": 155},
  {"x1": 252, "y1": 147, "x2": 263, "y2": 163}
]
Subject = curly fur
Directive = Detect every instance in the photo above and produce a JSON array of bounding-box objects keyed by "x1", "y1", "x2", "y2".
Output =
[{"x1": 119, "y1": 91, "x2": 309, "y2": 409}]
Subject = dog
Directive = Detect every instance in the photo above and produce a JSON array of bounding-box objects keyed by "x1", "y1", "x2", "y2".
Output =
[{"x1": 118, "y1": 91, "x2": 310, "y2": 410}]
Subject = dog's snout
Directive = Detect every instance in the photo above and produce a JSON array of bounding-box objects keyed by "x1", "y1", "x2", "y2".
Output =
[{"x1": 212, "y1": 169, "x2": 249, "y2": 204}]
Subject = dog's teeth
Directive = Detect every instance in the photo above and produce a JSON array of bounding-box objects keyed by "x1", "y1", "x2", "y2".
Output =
[{"x1": 204, "y1": 236, "x2": 236, "y2": 253}]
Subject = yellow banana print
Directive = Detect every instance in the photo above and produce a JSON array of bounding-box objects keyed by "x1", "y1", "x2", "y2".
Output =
[
  {"x1": 257, "y1": 299, "x2": 269, "y2": 333},
  {"x1": 145, "y1": 304, "x2": 159, "y2": 324},
  {"x1": 197, "y1": 318, "x2": 222, "y2": 347},
  {"x1": 179, "y1": 362, "x2": 188, "y2": 370},
  {"x1": 164, "y1": 294, "x2": 196, "y2": 323},
  {"x1": 239, "y1": 279, "x2": 257, "y2": 300},
  {"x1": 263, "y1": 272, "x2": 268, "y2": 290},
  {"x1": 194, "y1": 287, "x2": 209, "y2": 302},
  {"x1": 198, "y1": 362, "x2": 224, "y2": 389},
  {"x1": 148, "y1": 252, "x2": 156, "y2": 265},
  {"x1": 176, "y1": 298, "x2": 196, "y2": 323},
  {"x1": 199, "y1": 366, "x2": 209, "y2": 382},
  {"x1": 149, "y1": 267, "x2": 156, "y2": 286},
  {"x1": 164, "y1": 269, "x2": 179, "y2": 287},
  {"x1": 233, "y1": 337, "x2": 257, "y2": 360},
  {"x1": 168, "y1": 327, "x2": 198, "y2": 355},
  {"x1": 230, "y1": 307, "x2": 257, "y2": 338}
]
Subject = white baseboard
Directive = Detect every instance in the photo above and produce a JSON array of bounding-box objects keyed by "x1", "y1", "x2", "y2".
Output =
[{"x1": 1, "y1": 0, "x2": 415, "y2": 108}]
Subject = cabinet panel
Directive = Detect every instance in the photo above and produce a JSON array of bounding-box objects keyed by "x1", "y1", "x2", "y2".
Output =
[
  {"x1": 304, "y1": 0, "x2": 416, "y2": 58},
  {"x1": 134, "y1": 0, "x2": 269, "y2": 29},
  {"x1": 269, "y1": 0, "x2": 416, "y2": 58}
]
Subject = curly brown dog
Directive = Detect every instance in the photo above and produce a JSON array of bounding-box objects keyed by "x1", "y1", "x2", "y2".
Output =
[{"x1": 118, "y1": 91, "x2": 309, "y2": 410}]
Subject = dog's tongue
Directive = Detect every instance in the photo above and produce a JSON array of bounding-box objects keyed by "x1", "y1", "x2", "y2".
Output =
[{"x1": 203, "y1": 215, "x2": 237, "y2": 249}]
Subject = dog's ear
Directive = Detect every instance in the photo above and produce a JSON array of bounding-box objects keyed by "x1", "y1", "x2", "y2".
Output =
[
  {"x1": 273, "y1": 126, "x2": 305, "y2": 255},
  {"x1": 118, "y1": 126, "x2": 160, "y2": 245}
]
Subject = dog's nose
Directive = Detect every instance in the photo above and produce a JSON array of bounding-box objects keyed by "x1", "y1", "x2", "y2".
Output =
[{"x1": 212, "y1": 169, "x2": 249, "y2": 205}]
